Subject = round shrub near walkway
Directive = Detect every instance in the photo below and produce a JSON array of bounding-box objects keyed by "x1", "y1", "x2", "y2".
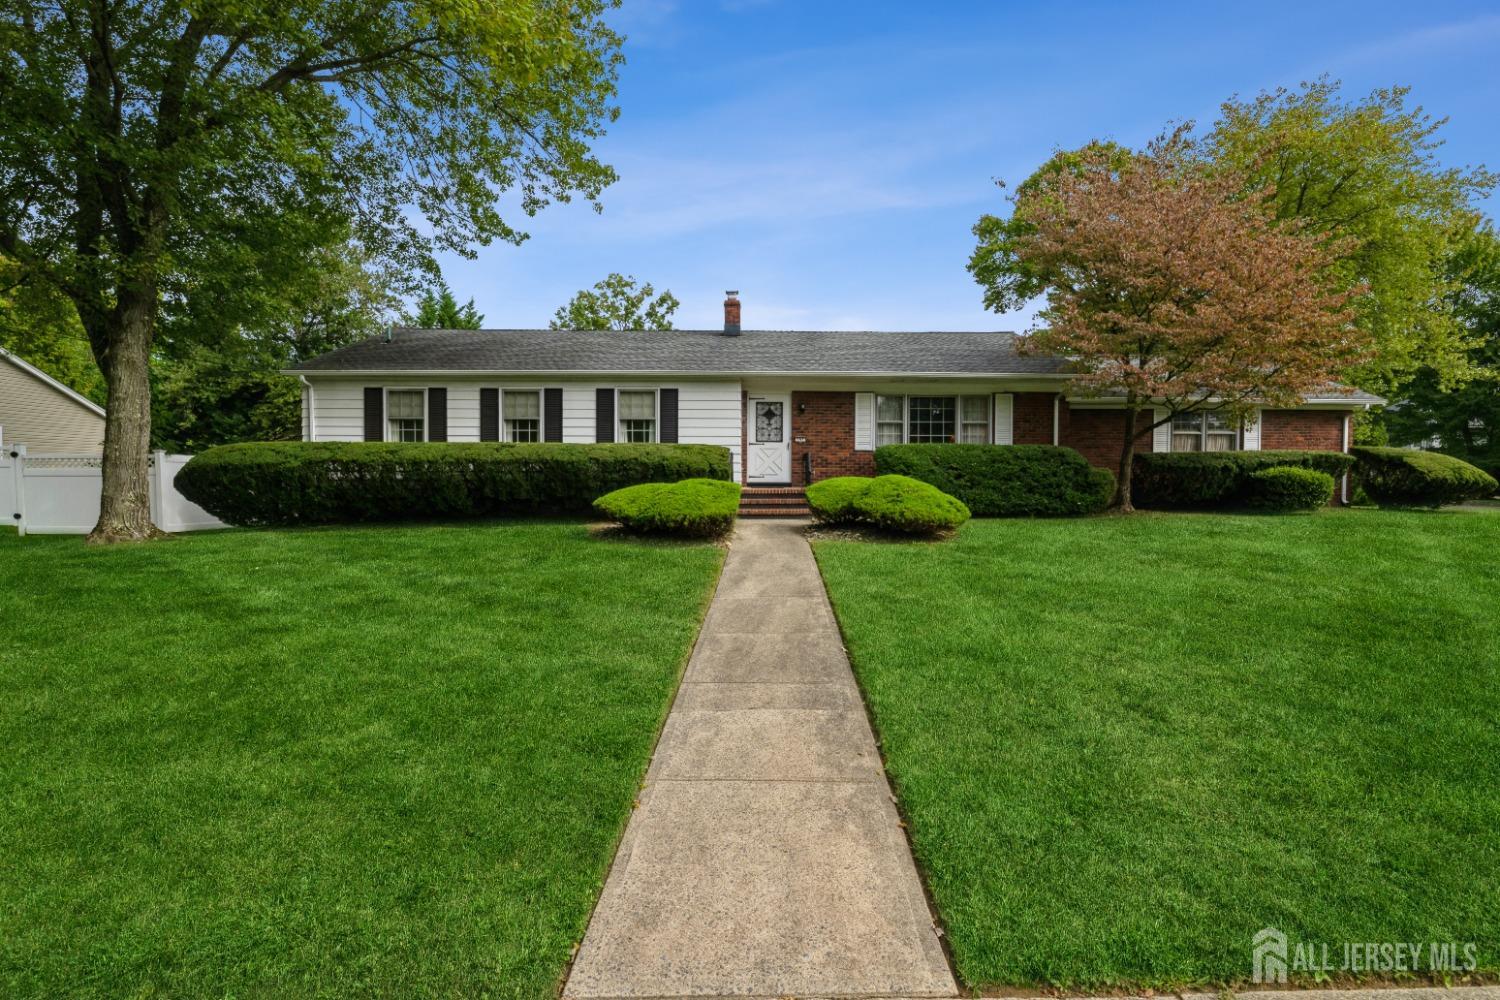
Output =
[
  {"x1": 1352, "y1": 447, "x2": 1499, "y2": 508},
  {"x1": 874, "y1": 444, "x2": 1113, "y2": 516},
  {"x1": 805, "y1": 476, "x2": 873, "y2": 524},
  {"x1": 593, "y1": 479, "x2": 741, "y2": 538},
  {"x1": 175, "y1": 441, "x2": 734, "y2": 526},
  {"x1": 1248, "y1": 466, "x2": 1335, "y2": 512},
  {"x1": 850, "y1": 475, "x2": 970, "y2": 535}
]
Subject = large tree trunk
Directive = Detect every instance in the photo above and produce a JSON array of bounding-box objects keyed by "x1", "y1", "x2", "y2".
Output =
[
  {"x1": 88, "y1": 294, "x2": 164, "y2": 543},
  {"x1": 1113, "y1": 403, "x2": 1139, "y2": 513}
]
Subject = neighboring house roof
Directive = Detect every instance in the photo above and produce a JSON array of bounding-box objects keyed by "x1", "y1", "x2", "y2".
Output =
[
  {"x1": 0, "y1": 346, "x2": 107, "y2": 418},
  {"x1": 291, "y1": 328, "x2": 1073, "y2": 377}
]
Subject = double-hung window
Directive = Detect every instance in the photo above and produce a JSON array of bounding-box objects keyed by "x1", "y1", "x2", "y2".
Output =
[
  {"x1": 504, "y1": 390, "x2": 541, "y2": 442},
  {"x1": 875, "y1": 395, "x2": 990, "y2": 445},
  {"x1": 960, "y1": 396, "x2": 991, "y2": 443},
  {"x1": 386, "y1": 389, "x2": 425, "y2": 442},
  {"x1": 619, "y1": 390, "x2": 657, "y2": 443},
  {"x1": 875, "y1": 395, "x2": 905, "y2": 445},
  {"x1": 1171, "y1": 410, "x2": 1237, "y2": 452}
]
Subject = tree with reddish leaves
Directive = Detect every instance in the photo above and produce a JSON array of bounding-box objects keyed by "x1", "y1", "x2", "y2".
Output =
[{"x1": 1009, "y1": 128, "x2": 1367, "y2": 511}]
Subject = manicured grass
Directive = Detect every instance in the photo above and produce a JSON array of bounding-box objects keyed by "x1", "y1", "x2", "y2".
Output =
[
  {"x1": 813, "y1": 510, "x2": 1499, "y2": 991},
  {"x1": 0, "y1": 523, "x2": 722, "y2": 998}
]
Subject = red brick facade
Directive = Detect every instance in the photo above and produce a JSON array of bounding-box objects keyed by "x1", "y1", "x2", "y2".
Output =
[
  {"x1": 789, "y1": 391, "x2": 876, "y2": 483},
  {"x1": 1261, "y1": 409, "x2": 1347, "y2": 451},
  {"x1": 1059, "y1": 404, "x2": 1155, "y2": 470},
  {"x1": 757, "y1": 390, "x2": 1354, "y2": 486}
]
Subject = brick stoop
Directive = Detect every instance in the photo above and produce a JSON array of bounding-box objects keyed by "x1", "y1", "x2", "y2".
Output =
[{"x1": 738, "y1": 486, "x2": 811, "y2": 518}]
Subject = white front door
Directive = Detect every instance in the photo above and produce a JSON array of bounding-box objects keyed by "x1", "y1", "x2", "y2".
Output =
[{"x1": 746, "y1": 393, "x2": 792, "y2": 483}]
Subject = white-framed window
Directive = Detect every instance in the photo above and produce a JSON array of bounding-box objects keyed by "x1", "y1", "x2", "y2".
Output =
[
  {"x1": 1171, "y1": 410, "x2": 1237, "y2": 452},
  {"x1": 618, "y1": 389, "x2": 657, "y2": 443},
  {"x1": 386, "y1": 388, "x2": 426, "y2": 442},
  {"x1": 503, "y1": 389, "x2": 541, "y2": 442},
  {"x1": 875, "y1": 395, "x2": 904, "y2": 446},
  {"x1": 874, "y1": 394, "x2": 991, "y2": 445},
  {"x1": 960, "y1": 395, "x2": 991, "y2": 443}
]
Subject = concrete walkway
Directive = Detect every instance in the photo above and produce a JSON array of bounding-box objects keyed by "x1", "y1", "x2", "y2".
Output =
[{"x1": 565, "y1": 519, "x2": 957, "y2": 999}]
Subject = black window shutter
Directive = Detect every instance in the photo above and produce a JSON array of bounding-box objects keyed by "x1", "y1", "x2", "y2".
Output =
[
  {"x1": 544, "y1": 388, "x2": 563, "y2": 442},
  {"x1": 427, "y1": 387, "x2": 448, "y2": 441},
  {"x1": 659, "y1": 388, "x2": 679, "y2": 443},
  {"x1": 479, "y1": 388, "x2": 500, "y2": 441},
  {"x1": 595, "y1": 387, "x2": 615, "y2": 443},
  {"x1": 363, "y1": 387, "x2": 383, "y2": 441}
]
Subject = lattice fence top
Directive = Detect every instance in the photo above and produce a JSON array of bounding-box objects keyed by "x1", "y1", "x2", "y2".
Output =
[{"x1": 18, "y1": 453, "x2": 164, "y2": 470}]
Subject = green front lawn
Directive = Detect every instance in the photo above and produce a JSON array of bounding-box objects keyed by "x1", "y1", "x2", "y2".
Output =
[
  {"x1": 814, "y1": 510, "x2": 1499, "y2": 991},
  {"x1": 0, "y1": 523, "x2": 723, "y2": 998}
]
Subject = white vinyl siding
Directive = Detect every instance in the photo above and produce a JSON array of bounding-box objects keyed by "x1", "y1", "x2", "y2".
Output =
[{"x1": 305, "y1": 377, "x2": 740, "y2": 472}]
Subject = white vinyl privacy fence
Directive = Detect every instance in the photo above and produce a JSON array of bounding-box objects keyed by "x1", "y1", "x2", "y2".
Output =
[{"x1": 3, "y1": 447, "x2": 225, "y2": 535}]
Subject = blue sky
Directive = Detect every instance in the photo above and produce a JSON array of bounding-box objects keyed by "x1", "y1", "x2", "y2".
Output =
[{"x1": 435, "y1": 0, "x2": 1500, "y2": 332}]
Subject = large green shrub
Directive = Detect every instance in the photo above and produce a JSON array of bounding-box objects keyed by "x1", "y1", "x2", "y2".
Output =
[
  {"x1": 176, "y1": 441, "x2": 734, "y2": 526},
  {"x1": 1248, "y1": 466, "x2": 1336, "y2": 512},
  {"x1": 1131, "y1": 450, "x2": 1355, "y2": 509},
  {"x1": 874, "y1": 444, "x2": 1113, "y2": 516},
  {"x1": 1351, "y1": 447, "x2": 1498, "y2": 508},
  {"x1": 849, "y1": 475, "x2": 970, "y2": 535},
  {"x1": 805, "y1": 476, "x2": 873, "y2": 524},
  {"x1": 593, "y1": 479, "x2": 741, "y2": 537}
]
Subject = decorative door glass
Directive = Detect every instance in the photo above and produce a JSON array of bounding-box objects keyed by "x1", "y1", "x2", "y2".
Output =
[{"x1": 755, "y1": 401, "x2": 784, "y2": 443}]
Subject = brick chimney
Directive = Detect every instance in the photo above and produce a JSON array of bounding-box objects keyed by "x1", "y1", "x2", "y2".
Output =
[{"x1": 723, "y1": 290, "x2": 741, "y2": 336}]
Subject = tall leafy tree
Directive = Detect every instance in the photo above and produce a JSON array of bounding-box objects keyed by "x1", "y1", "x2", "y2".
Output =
[
  {"x1": 0, "y1": 1, "x2": 622, "y2": 541},
  {"x1": 1381, "y1": 224, "x2": 1500, "y2": 474},
  {"x1": 550, "y1": 272, "x2": 678, "y2": 330},
  {"x1": 153, "y1": 241, "x2": 396, "y2": 450},
  {"x1": 1206, "y1": 78, "x2": 1496, "y2": 394},
  {"x1": 1011, "y1": 130, "x2": 1365, "y2": 511},
  {"x1": 406, "y1": 281, "x2": 483, "y2": 329},
  {"x1": 0, "y1": 255, "x2": 105, "y2": 402}
]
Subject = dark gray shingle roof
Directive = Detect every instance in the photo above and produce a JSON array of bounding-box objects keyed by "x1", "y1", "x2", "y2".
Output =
[{"x1": 292, "y1": 328, "x2": 1072, "y2": 376}]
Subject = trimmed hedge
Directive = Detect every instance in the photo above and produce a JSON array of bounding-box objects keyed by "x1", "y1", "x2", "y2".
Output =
[
  {"x1": 874, "y1": 444, "x2": 1115, "y2": 516},
  {"x1": 176, "y1": 441, "x2": 734, "y2": 526},
  {"x1": 805, "y1": 476, "x2": 872, "y2": 525},
  {"x1": 807, "y1": 475, "x2": 969, "y2": 535},
  {"x1": 1249, "y1": 466, "x2": 1336, "y2": 512},
  {"x1": 593, "y1": 479, "x2": 741, "y2": 537},
  {"x1": 1351, "y1": 447, "x2": 1499, "y2": 508},
  {"x1": 1131, "y1": 450, "x2": 1355, "y2": 509},
  {"x1": 853, "y1": 476, "x2": 970, "y2": 534}
]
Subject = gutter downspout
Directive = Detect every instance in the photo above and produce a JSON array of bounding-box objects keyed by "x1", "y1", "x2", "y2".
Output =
[
  {"x1": 1052, "y1": 394, "x2": 1060, "y2": 446},
  {"x1": 298, "y1": 375, "x2": 317, "y2": 442}
]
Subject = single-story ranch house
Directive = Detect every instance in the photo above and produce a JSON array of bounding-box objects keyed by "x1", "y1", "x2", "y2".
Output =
[{"x1": 290, "y1": 294, "x2": 1382, "y2": 488}]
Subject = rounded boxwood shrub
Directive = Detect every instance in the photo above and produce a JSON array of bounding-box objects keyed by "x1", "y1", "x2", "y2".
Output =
[
  {"x1": 874, "y1": 444, "x2": 1113, "y2": 516},
  {"x1": 1248, "y1": 466, "x2": 1335, "y2": 512},
  {"x1": 1351, "y1": 447, "x2": 1499, "y2": 508},
  {"x1": 850, "y1": 475, "x2": 970, "y2": 535},
  {"x1": 593, "y1": 479, "x2": 741, "y2": 537},
  {"x1": 1131, "y1": 450, "x2": 1355, "y2": 509},
  {"x1": 176, "y1": 441, "x2": 733, "y2": 526},
  {"x1": 805, "y1": 476, "x2": 872, "y2": 524}
]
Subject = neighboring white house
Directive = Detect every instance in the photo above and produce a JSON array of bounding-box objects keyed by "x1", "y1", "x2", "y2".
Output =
[{"x1": 0, "y1": 346, "x2": 106, "y2": 452}]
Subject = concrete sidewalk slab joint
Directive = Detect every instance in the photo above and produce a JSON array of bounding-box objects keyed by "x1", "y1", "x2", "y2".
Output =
[{"x1": 564, "y1": 518, "x2": 957, "y2": 999}]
